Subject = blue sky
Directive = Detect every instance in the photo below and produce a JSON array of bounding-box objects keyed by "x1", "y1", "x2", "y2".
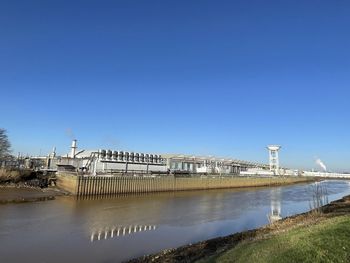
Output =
[{"x1": 1, "y1": 1, "x2": 349, "y2": 171}]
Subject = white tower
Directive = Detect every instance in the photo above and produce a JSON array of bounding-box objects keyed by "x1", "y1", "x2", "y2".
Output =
[
  {"x1": 70, "y1": 140, "x2": 77, "y2": 158},
  {"x1": 267, "y1": 145, "x2": 281, "y2": 174}
]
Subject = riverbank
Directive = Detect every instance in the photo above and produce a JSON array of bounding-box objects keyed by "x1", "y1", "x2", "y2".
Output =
[
  {"x1": 129, "y1": 194, "x2": 350, "y2": 263},
  {"x1": 0, "y1": 185, "x2": 69, "y2": 204},
  {"x1": 58, "y1": 174, "x2": 315, "y2": 196},
  {"x1": 0, "y1": 168, "x2": 69, "y2": 203},
  {"x1": 1, "y1": 175, "x2": 314, "y2": 203}
]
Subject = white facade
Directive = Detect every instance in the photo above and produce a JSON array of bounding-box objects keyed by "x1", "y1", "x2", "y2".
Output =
[
  {"x1": 163, "y1": 154, "x2": 268, "y2": 175},
  {"x1": 56, "y1": 140, "x2": 270, "y2": 176},
  {"x1": 267, "y1": 145, "x2": 281, "y2": 174},
  {"x1": 87, "y1": 149, "x2": 167, "y2": 175},
  {"x1": 303, "y1": 171, "x2": 350, "y2": 178}
]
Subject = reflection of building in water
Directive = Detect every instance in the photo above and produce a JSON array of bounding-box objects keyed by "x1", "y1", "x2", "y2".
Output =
[
  {"x1": 269, "y1": 188, "x2": 282, "y2": 223},
  {"x1": 90, "y1": 225, "x2": 156, "y2": 242}
]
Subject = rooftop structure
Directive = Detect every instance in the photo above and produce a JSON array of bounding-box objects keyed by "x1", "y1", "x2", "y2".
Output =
[
  {"x1": 54, "y1": 140, "x2": 270, "y2": 176},
  {"x1": 267, "y1": 145, "x2": 281, "y2": 174}
]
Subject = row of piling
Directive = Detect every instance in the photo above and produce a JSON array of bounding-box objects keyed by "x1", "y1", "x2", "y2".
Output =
[{"x1": 73, "y1": 175, "x2": 311, "y2": 197}]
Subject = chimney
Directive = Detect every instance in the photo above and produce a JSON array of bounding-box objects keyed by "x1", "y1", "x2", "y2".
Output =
[{"x1": 70, "y1": 140, "x2": 77, "y2": 158}]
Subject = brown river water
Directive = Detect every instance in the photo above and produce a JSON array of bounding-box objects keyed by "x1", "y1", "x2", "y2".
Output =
[{"x1": 1, "y1": 180, "x2": 350, "y2": 263}]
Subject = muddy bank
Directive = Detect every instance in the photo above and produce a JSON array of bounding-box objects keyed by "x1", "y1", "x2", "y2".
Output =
[
  {"x1": 0, "y1": 168, "x2": 65, "y2": 203},
  {"x1": 0, "y1": 186, "x2": 69, "y2": 204},
  {"x1": 128, "y1": 194, "x2": 350, "y2": 263}
]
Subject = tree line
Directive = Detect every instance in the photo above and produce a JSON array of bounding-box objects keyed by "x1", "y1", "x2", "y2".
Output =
[{"x1": 0, "y1": 128, "x2": 11, "y2": 161}]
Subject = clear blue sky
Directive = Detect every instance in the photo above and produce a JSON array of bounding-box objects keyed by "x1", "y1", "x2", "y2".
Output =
[{"x1": 1, "y1": 1, "x2": 349, "y2": 171}]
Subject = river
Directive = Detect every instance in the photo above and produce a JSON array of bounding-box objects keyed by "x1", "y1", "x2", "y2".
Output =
[{"x1": 1, "y1": 180, "x2": 349, "y2": 262}]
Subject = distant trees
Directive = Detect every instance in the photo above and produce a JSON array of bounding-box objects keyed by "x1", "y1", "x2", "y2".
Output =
[{"x1": 0, "y1": 128, "x2": 11, "y2": 160}]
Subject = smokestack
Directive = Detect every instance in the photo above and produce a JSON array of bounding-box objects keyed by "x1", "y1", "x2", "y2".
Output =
[
  {"x1": 316, "y1": 158, "x2": 327, "y2": 172},
  {"x1": 51, "y1": 147, "x2": 56, "y2": 158},
  {"x1": 71, "y1": 140, "x2": 77, "y2": 158}
]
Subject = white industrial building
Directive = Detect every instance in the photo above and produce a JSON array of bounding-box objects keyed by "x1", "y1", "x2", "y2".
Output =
[
  {"x1": 163, "y1": 154, "x2": 268, "y2": 174},
  {"x1": 54, "y1": 140, "x2": 269, "y2": 176},
  {"x1": 23, "y1": 140, "x2": 350, "y2": 178}
]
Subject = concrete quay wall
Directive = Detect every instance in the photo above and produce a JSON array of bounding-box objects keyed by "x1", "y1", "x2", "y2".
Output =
[
  {"x1": 56, "y1": 174, "x2": 79, "y2": 194},
  {"x1": 56, "y1": 174, "x2": 313, "y2": 196}
]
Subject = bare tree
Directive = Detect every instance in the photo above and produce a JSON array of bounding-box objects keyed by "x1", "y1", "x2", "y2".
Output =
[{"x1": 0, "y1": 128, "x2": 11, "y2": 160}]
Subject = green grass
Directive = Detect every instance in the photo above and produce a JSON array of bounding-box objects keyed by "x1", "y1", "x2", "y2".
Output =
[{"x1": 201, "y1": 215, "x2": 350, "y2": 263}]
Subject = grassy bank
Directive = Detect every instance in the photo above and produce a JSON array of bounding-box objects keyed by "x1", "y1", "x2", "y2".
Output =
[
  {"x1": 129, "y1": 195, "x2": 350, "y2": 263},
  {"x1": 203, "y1": 215, "x2": 350, "y2": 263}
]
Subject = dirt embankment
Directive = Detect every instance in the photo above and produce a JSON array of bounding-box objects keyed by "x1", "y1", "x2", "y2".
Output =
[
  {"x1": 0, "y1": 168, "x2": 69, "y2": 203},
  {"x1": 0, "y1": 168, "x2": 48, "y2": 185},
  {"x1": 128, "y1": 195, "x2": 350, "y2": 263},
  {"x1": 0, "y1": 186, "x2": 68, "y2": 204}
]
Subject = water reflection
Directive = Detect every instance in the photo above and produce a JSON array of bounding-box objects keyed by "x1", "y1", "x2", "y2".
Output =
[
  {"x1": 1, "y1": 180, "x2": 350, "y2": 263},
  {"x1": 74, "y1": 188, "x2": 271, "y2": 228},
  {"x1": 77, "y1": 193, "x2": 158, "y2": 201},
  {"x1": 90, "y1": 225, "x2": 156, "y2": 242},
  {"x1": 269, "y1": 188, "x2": 282, "y2": 223}
]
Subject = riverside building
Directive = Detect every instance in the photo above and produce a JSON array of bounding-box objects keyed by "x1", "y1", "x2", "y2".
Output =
[{"x1": 53, "y1": 140, "x2": 269, "y2": 176}]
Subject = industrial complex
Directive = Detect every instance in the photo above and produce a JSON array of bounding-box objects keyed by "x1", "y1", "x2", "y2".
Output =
[
  {"x1": 8, "y1": 139, "x2": 349, "y2": 179},
  {"x1": 46, "y1": 140, "x2": 274, "y2": 176},
  {"x1": 4, "y1": 139, "x2": 349, "y2": 197}
]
